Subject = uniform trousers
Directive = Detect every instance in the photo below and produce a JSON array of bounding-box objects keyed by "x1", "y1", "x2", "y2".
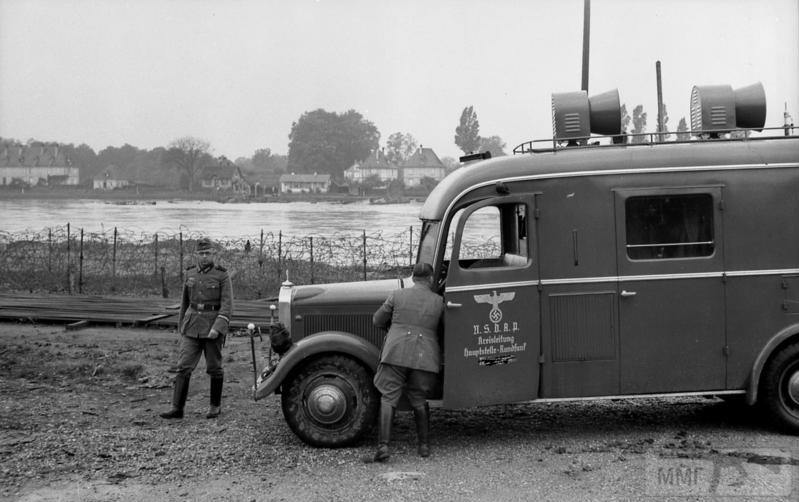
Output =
[
  {"x1": 176, "y1": 335, "x2": 224, "y2": 378},
  {"x1": 373, "y1": 362, "x2": 436, "y2": 408}
]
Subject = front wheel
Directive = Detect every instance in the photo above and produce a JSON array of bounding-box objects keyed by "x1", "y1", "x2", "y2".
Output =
[
  {"x1": 281, "y1": 355, "x2": 379, "y2": 447},
  {"x1": 760, "y1": 342, "x2": 799, "y2": 433}
]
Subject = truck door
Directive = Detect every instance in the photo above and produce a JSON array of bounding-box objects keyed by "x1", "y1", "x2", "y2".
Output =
[
  {"x1": 441, "y1": 196, "x2": 540, "y2": 408},
  {"x1": 614, "y1": 187, "x2": 726, "y2": 393}
]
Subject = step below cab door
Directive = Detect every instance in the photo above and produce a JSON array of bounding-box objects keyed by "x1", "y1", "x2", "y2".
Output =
[{"x1": 441, "y1": 196, "x2": 540, "y2": 408}]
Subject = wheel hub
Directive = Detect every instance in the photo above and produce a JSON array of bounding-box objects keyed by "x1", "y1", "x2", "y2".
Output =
[
  {"x1": 306, "y1": 383, "x2": 348, "y2": 425},
  {"x1": 787, "y1": 371, "x2": 799, "y2": 406}
]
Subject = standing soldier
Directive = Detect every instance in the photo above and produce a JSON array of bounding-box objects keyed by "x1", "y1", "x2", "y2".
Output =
[
  {"x1": 370, "y1": 262, "x2": 444, "y2": 462},
  {"x1": 161, "y1": 237, "x2": 233, "y2": 420}
]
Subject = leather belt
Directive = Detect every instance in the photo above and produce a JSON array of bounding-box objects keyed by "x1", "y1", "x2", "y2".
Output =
[{"x1": 191, "y1": 303, "x2": 220, "y2": 311}]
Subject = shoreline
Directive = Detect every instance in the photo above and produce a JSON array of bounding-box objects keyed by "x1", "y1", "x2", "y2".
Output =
[{"x1": 0, "y1": 187, "x2": 425, "y2": 204}]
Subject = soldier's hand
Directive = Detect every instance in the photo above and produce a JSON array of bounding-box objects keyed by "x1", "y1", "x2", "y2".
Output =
[{"x1": 208, "y1": 329, "x2": 220, "y2": 339}]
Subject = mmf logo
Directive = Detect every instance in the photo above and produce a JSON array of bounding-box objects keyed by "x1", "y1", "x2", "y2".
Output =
[
  {"x1": 645, "y1": 449, "x2": 795, "y2": 497},
  {"x1": 473, "y1": 290, "x2": 515, "y2": 323}
]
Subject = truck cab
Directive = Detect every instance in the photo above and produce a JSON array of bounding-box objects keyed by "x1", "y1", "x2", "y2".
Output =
[{"x1": 253, "y1": 82, "x2": 799, "y2": 447}]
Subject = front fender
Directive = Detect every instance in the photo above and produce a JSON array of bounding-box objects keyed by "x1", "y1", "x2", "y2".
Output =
[
  {"x1": 253, "y1": 331, "x2": 381, "y2": 400},
  {"x1": 747, "y1": 322, "x2": 799, "y2": 405}
]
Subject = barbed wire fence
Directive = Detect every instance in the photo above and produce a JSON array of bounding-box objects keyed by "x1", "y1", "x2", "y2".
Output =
[{"x1": 0, "y1": 225, "x2": 420, "y2": 300}]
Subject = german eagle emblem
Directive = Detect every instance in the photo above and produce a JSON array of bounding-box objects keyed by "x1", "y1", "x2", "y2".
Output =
[{"x1": 473, "y1": 290, "x2": 516, "y2": 323}]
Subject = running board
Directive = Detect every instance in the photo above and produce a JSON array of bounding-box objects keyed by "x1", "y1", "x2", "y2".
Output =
[{"x1": 428, "y1": 389, "x2": 746, "y2": 409}]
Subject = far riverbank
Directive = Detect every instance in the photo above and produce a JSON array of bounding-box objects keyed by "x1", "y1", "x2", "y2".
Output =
[{"x1": 0, "y1": 186, "x2": 411, "y2": 204}]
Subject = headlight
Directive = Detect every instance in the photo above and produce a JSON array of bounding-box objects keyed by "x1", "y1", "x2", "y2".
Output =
[{"x1": 278, "y1": 277, "x2": 294, "y2": 335}]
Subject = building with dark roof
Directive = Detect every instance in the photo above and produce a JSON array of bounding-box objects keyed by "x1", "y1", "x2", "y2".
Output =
[
  {"x1": 279, "y1": 173, "x2": 331, "y2": 193},
  {"x1": 0, "y1": 143, "x2": 79, "y2": 186},
  {"x1": 199, "y1": 161, "x2": 249, "y2": 194},
  {"x1": 92, "y1": 165, "x2": 131, "y2": 190},
  {"x1": 344, "y1": 146, "x2": 446, "y2": 187}
]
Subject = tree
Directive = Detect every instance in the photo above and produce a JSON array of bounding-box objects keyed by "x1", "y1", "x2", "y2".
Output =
[
  {"x1": 676, "y1": 117, "x2": 690, "y2": 141},
  {"x1": 620, "y1": 104, "x2": 631, "y2": 134},
  {"x1": 165, "y1": 136, "x2": 211, "y2": 192},
  {"x1": 61, "y1": 143, "x2": 98, "y2": 183},
  {"x1": 631, "y1": 105, "x2": 648, "y2": 144},
  {"x1": 478, "y1": 135, "x2": 507, "y2": 157},
  {"x1": 440, "y1": 156, "x2": 460, "y2": 174},
  {"x1": 287, "y1": 108, "x2": 379, "y2": 179},
  {"x1": 455, "y1": 106, "x2": 481, "y2": 154},
  {"x1": 385, "y1": 132, "x2": 418, "y2": 164}
]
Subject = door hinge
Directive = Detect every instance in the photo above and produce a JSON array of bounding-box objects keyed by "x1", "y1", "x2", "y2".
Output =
[
  {"x1": 534, "y1": 207, "x2": 541, "y2": 219},
  {"x1": 723, "y1": 345, "x2": 730, "y2": 357},
  {"x1": 538, "y1": 354, "x2": 545, "y2": 364}
]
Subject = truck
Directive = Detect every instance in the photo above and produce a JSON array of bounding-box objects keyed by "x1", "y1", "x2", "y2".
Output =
[{"x1": 250, "y1": 81, "x2": 799, "y2": 447}]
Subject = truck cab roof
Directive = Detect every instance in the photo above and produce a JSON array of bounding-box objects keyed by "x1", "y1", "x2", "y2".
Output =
[{"x1": 421, "y1": 135, "x2": 799, "y2": 221}]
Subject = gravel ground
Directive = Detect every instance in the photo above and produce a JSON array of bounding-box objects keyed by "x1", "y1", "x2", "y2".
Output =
[{"x1": 1, "y1": 320, "x2": 798, "y2": 501}]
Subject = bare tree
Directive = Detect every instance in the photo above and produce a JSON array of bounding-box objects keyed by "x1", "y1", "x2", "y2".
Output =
[{"x1": 166, "y1": 136, "x2": 211, "y2": 192}]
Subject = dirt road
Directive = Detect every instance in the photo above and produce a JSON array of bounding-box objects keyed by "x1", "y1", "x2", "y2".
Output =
[{"x1": 1, "y1": 321, "x2": 797, "y2": 501}]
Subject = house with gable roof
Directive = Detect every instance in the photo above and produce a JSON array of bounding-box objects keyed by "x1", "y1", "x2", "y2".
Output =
[
  {"x1": 199, "y1": 158, "x2": 250, "y2": 194},
  {"x1": 344, "y1": 148, "x2": 398, "y2": 184},
  {"x1": 93, "y1": 165, "x2": 131, "y2": 190},
  {"x1": 0, "y1": 142, "x2": 79, "y2": 186},
  {"x1": 399, "y1": 146, "x2": 446, "y2": 186}
]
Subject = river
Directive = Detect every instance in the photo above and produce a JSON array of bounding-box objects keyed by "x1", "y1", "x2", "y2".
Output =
[{"x1": 0, "y1": 199, "x2": 425, "y2": 239}]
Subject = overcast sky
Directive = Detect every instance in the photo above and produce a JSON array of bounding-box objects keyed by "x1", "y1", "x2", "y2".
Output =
[{"x1": 1, "y1": 0, "x2": 797, "y2": 161}]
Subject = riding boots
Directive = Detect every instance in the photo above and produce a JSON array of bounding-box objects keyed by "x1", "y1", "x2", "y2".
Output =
[
  {"x1": 160, "y1": 373, "x2": 190, "y2": 419},
  {"x1": 373, "y1": 403, "x2": 394, "y2": 462},
  {"x1": 207, "y1": 376, "x2": 223, "y2": 418},
  {"x1": 413, "y1": 403, "x2": 430, "y2": 457}
]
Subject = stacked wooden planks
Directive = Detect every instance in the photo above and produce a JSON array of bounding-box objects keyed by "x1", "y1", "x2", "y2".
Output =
[{"x1": 0, "y1": 293, "x2": 276, "y2": 329}]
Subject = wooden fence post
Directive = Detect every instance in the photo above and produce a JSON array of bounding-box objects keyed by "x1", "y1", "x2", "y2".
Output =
[
  {"x1": 409, "y1": 225, "x2": 413, "y2": 266},
  {"x1": 66, "y1": 223, "x2": 72, "y2": 294},
  {"x1": 112, "y1": 227, "x2": 118, "y2": 278},
  {"x1": 47, "y1": 228, "x2": 52, "y2": 272},
  {"x1": 179, "y1": 232, "x2": 184, "y2": 284},
  {"x1": 362, "y1": 229, "x2": 367, "y2": 281},
  {"x1": 161, "y1": 266, "x2": 168, "y2": 298},
  {"x1": 309, "y1": 236, "x2": 314, "y2": 284},
  {"x1": 278, "y1": 230, "x2": 283, "y2": 280},
  {"x1": 154, "y1": 233, "x2": 159, "y2": 275},
  {"x1": 258, "y1": 228, "x2": 264, "y2": 269},
  {"x1": 78, "y1": 228, "x2": 84, "y2": 294}
]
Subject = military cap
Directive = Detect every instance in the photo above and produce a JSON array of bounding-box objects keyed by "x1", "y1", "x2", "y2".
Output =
[
  {"x1": 196, "y1": 237, "x2": 215, "y2": 252},
  {"x1": 412, "y1": 262, "x2": 434, "y2": 278}
]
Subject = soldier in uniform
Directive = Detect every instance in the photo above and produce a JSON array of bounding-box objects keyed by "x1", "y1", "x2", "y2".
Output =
[
  {"x1": 370, "y1": 262, "x2": 444, "y2": 462},
  {"x1": 160, "y1": 237, "x2": 233, "y2": 420}
]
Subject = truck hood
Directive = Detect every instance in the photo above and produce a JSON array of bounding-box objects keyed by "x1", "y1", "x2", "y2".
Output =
[{"x1": 291, "y1": 277, "x2": 406, "y2": 307}]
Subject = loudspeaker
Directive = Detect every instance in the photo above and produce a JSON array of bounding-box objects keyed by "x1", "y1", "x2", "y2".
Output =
[
  {"x1": 690, "y1": 82, "x2": 766, "y2": 133},
  {"x1": 734, "y1": 82, "x2": 766, "y2": 131},
  {"x1": 551, "y1": 88, "x2": 621, "y2": 140},
  {"x1": 589, "y1": 88, "x2": 621, "y2": 135}
]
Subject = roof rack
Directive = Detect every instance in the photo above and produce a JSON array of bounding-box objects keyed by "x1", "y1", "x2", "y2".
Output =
[{"x1": 513, "y1": 126, "x2": 798, "y2": 155}]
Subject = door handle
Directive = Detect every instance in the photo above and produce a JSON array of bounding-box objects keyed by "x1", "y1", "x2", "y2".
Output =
[
  {"x1": 620, "y1": 290, "x2": 637, "y2": 297},
  {"x1": 446, "y1": 301, "x2": 462, "y2": 308}
]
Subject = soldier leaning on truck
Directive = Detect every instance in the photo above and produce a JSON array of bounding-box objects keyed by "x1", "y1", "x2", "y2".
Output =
[
  {"x1": 160, "y1": 237, "x2": 233, "y2": 420},
  {"x1": 369, "y1": 262, "x2": 444, "y2": 462}
]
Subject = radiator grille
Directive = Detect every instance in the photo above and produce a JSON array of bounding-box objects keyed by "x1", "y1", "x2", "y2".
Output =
[{"x1": 302, "y1": 313, "x2": 384, "y2": 348}]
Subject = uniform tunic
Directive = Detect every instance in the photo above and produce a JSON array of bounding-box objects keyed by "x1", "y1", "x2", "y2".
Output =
[
  {"x1": 176, "y1": 263, "x2": 234, "y2": 378},
  {"x1": 372, "y1": 280, "x2": 444, "y2": 407}
]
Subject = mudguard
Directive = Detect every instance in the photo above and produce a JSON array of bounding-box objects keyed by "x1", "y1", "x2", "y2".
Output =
[
  {"x1": 253, "y1": 331, "x2": 381, "y2": 401},
  {"x1": 746, "y1": 322, "x2": 799, "y2": 405}
]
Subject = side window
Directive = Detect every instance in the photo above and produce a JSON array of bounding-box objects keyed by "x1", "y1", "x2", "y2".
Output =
[
  {"x1": 449, "y1": 202, "x2": 529, "y2": 269},
  {"x1": 625, "y1": 194, "x2": 714, "y2": 260}
]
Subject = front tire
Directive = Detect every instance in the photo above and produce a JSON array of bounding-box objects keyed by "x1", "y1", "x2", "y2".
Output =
[
  {"x1": 281, "y1": 355, "x2": 379, "y2": 447},
  {"x1": 761, "y1": 342, "x2": 799, "y2": 433}
]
